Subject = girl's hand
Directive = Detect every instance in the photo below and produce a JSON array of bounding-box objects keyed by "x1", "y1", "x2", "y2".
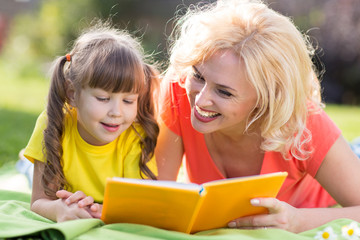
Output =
[
  {"x1": 56, "y1": 190, "x2": 102, "y2": 219},
  {"x1": 228, "y1": 198, "x2": 301, "y2": 233},
  {"x1": 55, "y1": 198, "x2": 93, "y2": 222}
]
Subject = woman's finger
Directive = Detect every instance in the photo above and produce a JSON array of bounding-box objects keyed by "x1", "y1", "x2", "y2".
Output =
[
  {"x1": 228, "y1": 213, "x2": 275, "y2": 229},
  {"x1": 251, "y1": 198, "x2": 284, "y2": 214}
]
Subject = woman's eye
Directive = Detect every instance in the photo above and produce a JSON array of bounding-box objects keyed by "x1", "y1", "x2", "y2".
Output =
[
  {"x1": 192, "y1": 72, "x2": 205, "y2": 82},
  {"x1": 218, "y1": 89, "x2": 233, "y2": 97}
]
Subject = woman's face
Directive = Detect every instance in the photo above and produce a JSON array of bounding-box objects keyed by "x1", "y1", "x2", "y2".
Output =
[{"x1": 185, "y1": 50, "x2": 258, "y2": 135}]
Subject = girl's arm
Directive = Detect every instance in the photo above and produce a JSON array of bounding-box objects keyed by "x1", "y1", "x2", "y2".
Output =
[
  {"x1": 31, "y1": 160, "x2": 93, "y2": 222},
  {"x1": 155, "y1": 122, "x2": 184, "y2": 180},
  {"x1": 228, "y1": 135, "x2": 360, "y2": 233}
]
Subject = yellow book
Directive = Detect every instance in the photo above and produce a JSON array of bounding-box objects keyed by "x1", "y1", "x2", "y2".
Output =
[{"x1": 101, "y1": 171, "x2": 288, "y2": 233}]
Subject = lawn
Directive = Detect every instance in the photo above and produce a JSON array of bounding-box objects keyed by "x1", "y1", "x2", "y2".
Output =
[
  {"x1": 0, "y1": 73, "x2": 359, "y2": 168},
  {"x1": 0, "y1": 70, "x2": 48, "y2": 167}
]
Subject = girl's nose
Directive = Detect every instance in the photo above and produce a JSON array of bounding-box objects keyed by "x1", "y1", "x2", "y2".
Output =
[{"x1": 108, "y1": 101, "x2": 122, "y2": 117}]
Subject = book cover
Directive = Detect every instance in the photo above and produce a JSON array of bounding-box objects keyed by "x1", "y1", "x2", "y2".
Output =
[{"x1": 101, "y1": 171, "x2": 288, "y2": 233}]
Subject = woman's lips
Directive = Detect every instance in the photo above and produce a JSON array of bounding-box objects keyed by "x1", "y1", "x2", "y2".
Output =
[{"x1": 194, "y1": 106, "x2": 221, "y2": 123}]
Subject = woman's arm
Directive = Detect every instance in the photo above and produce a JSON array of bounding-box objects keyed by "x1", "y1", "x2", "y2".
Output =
[
  {"x1": 155, "y1": 122, "x2": 184, "y2": 180},
  {"x1": 228, "y1": 135, "x2": 360, "y2": 232},
  {"x1": 316, "y1": 135, "x2": 360, "y2": 206},
  {"x1": 31, "y1": 160, "x2": 92, "y2": 222}
]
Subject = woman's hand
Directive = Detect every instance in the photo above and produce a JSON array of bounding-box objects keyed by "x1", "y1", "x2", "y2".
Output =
[
  {"x1": 228, "y1": 197, "x2": 301, "y2": 233},
  {"x1": 56, "y1": 190, "x2": 102, "y2": 219}
]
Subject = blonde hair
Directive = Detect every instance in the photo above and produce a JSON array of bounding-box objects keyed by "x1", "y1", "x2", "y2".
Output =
[{"x1": 169, "y1": 0, "x2": 323, "y2": 160}]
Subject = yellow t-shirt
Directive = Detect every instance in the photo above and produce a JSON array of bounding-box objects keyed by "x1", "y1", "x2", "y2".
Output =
[{"x1": 24, "y1": 110, "x2": 157, "y2": 203}]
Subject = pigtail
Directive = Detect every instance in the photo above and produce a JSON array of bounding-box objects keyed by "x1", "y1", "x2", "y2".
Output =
[
  {"x1": 42, "y1": 56, "x2": 70, "y2": 198},
  {"x1": 135, "y1": 63, "x2": 160, "y2": 180}
]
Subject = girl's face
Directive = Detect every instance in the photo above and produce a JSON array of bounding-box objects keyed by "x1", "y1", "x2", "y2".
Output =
[
  {"x1": 72, "y1": 86, "x2": 138, "y2": 146},
  {"x1": 185, "y1": 50, "x2": 258, "y2": 135}
]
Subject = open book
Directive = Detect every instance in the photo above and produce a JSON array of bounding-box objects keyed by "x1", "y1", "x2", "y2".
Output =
[{"x1": 101, "y1": 171, "x2": 288, "y2": 233}]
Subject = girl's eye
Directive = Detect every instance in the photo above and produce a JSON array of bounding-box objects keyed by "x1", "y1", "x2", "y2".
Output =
[
  {"x1": 96, "y1": 97, "x2": 110, "y2": 102},
  {"x1": 123, "y1": 98, "x2": 137, "y2": 104},
  {"x1": 218, "y1": 89, "x2": 233, "y2": 97}
]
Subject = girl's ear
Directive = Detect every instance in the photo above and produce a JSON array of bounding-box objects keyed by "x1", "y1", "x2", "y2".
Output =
[{"x1": 66, "y1": 80, "x2": 76, "y2": 107}]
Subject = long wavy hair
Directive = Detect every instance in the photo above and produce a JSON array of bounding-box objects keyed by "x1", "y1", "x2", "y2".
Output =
[
  {"x1": 168, "y1": 0, "x2": 323, "y2": 160},
  {"x1": 43, "y1": 23, "x2": 159, "y2": 198}
]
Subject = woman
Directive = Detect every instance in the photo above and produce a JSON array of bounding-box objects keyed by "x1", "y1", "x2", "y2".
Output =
[{"x1": 156, "y1": 0, "x2": 360, "y2": 233}]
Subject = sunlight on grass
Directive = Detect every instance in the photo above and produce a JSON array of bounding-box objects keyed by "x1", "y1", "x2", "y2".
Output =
[
  {"x1": 0, "y1": 65, "x2": 49, "y2": 166},
  {"x1": 0, "y1": 77, "x2": 48, "y2": 114},
  {"x1": 325, "y1": 105, "x2": 360, "y2": 142}
]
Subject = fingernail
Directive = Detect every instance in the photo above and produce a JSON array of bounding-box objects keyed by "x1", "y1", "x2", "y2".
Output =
[
  {"x1": 251, "y1": 199, "x2": 260, "y2": 205},
  {"x1": 228, "y1": 221, "x2": 237, "y2": 228}
]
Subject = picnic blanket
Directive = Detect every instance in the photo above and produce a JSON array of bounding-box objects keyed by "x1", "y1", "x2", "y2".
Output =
[{"x1": 0, "y1": 189, "x2": 359, "y2": 240}]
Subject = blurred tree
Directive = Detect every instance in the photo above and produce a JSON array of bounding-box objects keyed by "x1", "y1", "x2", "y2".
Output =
[
  {"x1": 1, "y1": 0, "x2": 101, "y2": 79},
  {"x1": 267, "y1": 0, "x2": 360, "y2": 104},
  {"x1": 1, "y1": 0, "x2": 359, "y2": 104},
  {"x1": 0, "y1": 0, "x2": 203, "y2": 78}
]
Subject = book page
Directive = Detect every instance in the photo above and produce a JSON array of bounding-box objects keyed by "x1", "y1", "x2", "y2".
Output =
[
  {"x1": 190, "y1": 172, "x2": 288, "y2": 233},
  {"x1": 102, "y1": 177, "x2": 204, "y2": 233},
  {"x1": 111, "y1": 177, "x2": 201, "y2": 191}
]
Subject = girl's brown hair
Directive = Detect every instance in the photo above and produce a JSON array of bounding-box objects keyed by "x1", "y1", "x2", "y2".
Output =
[{"x1": 43, "y1": 23, "x2": 159, "y2": 198}]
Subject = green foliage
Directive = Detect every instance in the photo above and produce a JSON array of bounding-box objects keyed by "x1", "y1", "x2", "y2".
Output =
[
  {"x1": 1, "y1": 0, "x2": 174, "y2": 81},
  {"x1": 1, "y1": 0, "x2": 107, "y2": 79}
]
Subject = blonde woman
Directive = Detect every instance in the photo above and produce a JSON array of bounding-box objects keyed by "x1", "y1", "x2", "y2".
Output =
[{"x1": 156, "y1": 0, "x2": 360, "y2": 233}]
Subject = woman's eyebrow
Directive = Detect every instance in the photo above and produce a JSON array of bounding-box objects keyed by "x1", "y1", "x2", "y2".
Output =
[
  {"x1": 192, "y1": 66, "x2": 205, "y2": 80},
  {"x1": 193, "y1": 65, "x2": 236, "y2": 92}
]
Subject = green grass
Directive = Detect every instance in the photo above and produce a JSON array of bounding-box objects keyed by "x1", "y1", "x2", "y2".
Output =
[
  {"x1": 0, "y1": 69, "x2": 359, "y2": 168},
  {"x1": 324, "y1": 104, "x2": 360, "y2": 142},
  {"x1": 0, "y1": 66, "x2": 48, "y2": 167},
  {"x1": 0, "y1": 109, "x2": 39, "y2": 165}
]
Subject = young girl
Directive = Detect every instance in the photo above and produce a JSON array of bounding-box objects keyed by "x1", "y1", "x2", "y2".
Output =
[{"x1": 24, "y1": 23, "x2": 159, "y2": 222}]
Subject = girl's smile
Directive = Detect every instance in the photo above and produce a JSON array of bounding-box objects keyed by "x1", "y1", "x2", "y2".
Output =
[{"x1": 100, "y1": 122, "x2": 121, "y2": 132}]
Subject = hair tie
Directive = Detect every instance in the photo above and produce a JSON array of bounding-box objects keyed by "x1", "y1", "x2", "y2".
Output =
[{"x1": 65, "y1": 54, "x2": 71, "y2": 62}]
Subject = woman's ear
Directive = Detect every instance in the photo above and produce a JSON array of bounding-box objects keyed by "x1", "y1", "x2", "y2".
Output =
[{"x1": 66, "y1": 80, "x2": 76, "y2": 107}]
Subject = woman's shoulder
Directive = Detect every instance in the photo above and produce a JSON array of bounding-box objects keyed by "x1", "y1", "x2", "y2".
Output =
[{"x1": 306, "y1": 108, "x2": 339, "y2": 133}]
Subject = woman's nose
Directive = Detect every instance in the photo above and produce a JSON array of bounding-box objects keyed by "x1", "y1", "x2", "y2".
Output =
[{"x1": 195, "y1": 85, "x2": 213, "y2": 107}]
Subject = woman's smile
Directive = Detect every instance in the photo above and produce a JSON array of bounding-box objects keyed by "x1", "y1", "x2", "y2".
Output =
[{"x1": 194, "y1": 105, "x2": 221, "y2": 122}]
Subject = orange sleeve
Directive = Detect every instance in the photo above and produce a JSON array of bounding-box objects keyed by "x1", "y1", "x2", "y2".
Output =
[
  {"x1": 305, "y1": 109, "x2": 342, "y2": 177},
  {"x1": 159, "y1": 78, "x2": 184, "y2": 136}
]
